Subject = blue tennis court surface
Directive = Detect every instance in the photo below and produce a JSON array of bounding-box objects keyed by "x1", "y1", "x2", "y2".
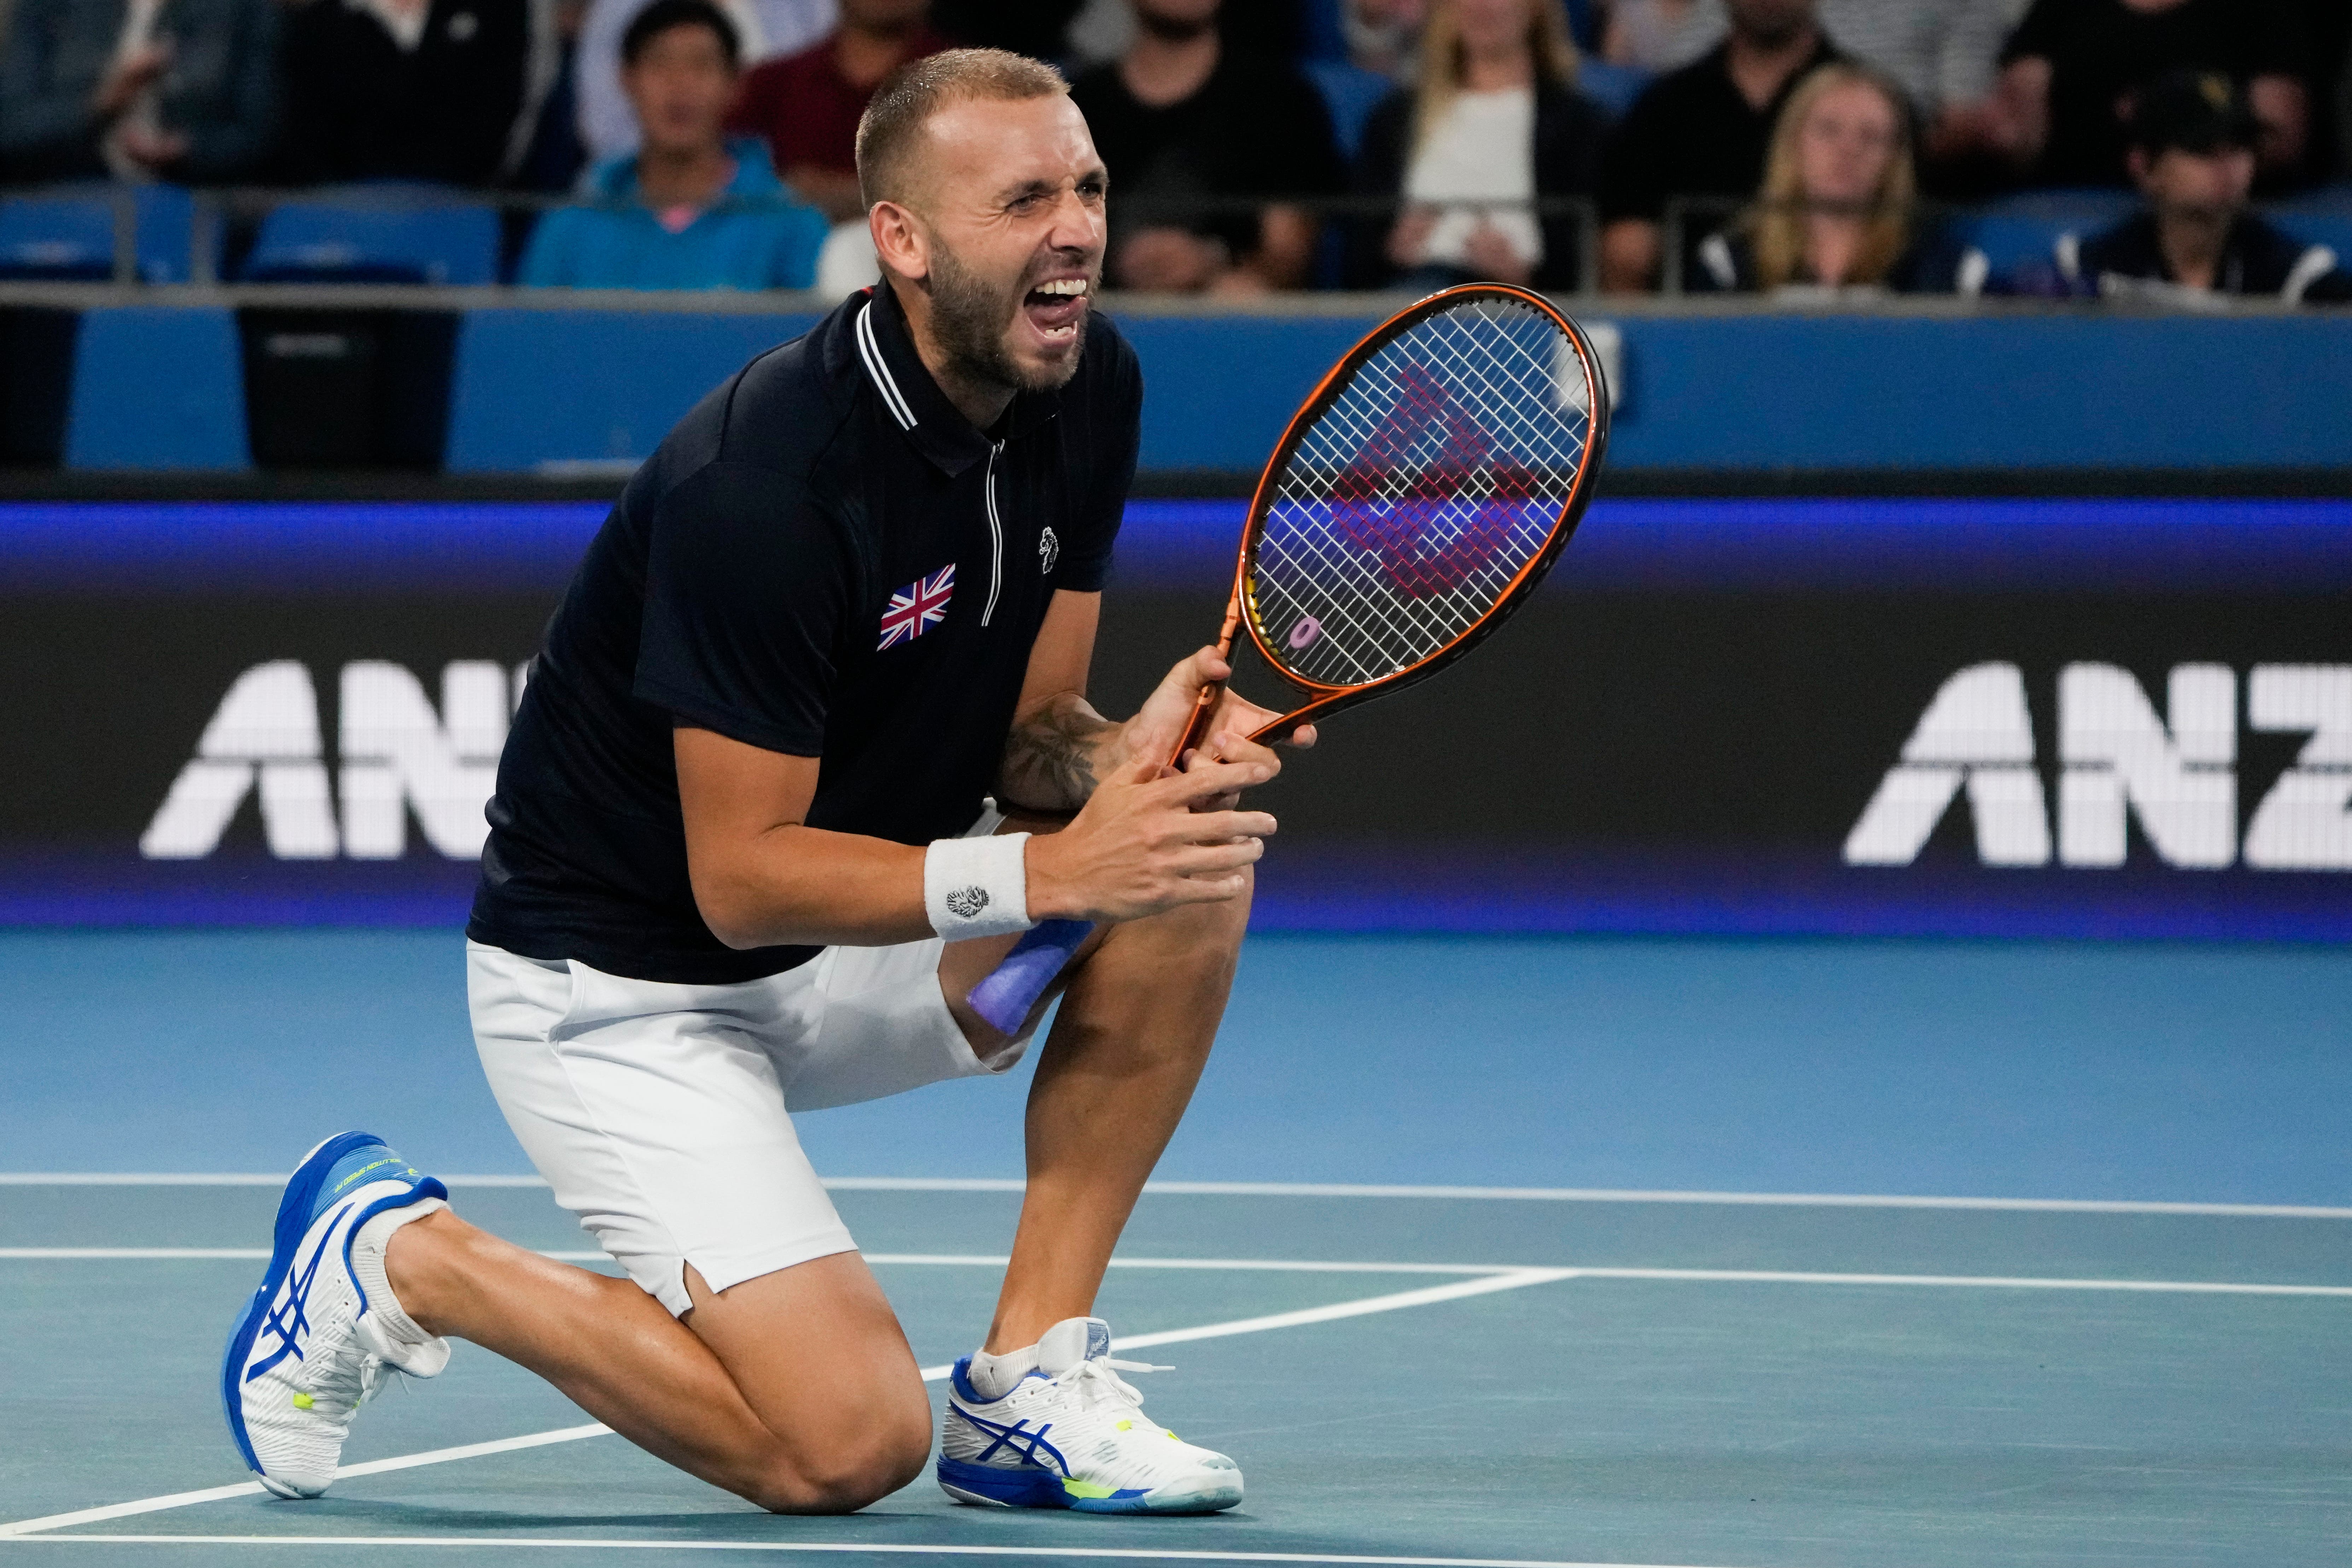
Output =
[{"x1": 4, "y1": 929, "x2": 2348, "y2": 1566}]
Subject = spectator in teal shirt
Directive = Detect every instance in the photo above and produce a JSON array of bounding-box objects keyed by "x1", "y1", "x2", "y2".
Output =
[{"x1": 518, "y1": 0, "x2": 827, "y2": 290}]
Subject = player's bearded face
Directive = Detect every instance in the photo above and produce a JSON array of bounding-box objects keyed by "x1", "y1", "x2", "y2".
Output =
[{"x1": 926, "y1": 229, "x2": 1099, "y2": 398}]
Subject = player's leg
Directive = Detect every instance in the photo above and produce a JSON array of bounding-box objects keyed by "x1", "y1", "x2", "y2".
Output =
[
  {"x1": 960, "y1": 878, "x2": 1248, "y2": 1351},
  {"x1": 382, "y1": 1215, "x2": 931, "y2": 1511},
  {"x1": 416, "y1": 943, "x2": 936, "y2": 1510},
  {"x1": 928, "y1": 863, "x2": 1252, "y2": 1512},
  {"x1": 225, "y1": 944, "x2": 935, "y2": 1514}
]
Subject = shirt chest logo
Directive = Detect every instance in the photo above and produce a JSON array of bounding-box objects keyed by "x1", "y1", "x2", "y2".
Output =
[
  {"x1": 878, "y1": 563, "x2": 954, "y2": 650},
  {"x1": 1039, "y1": 526, "x2": 1059, "y2": 575}
]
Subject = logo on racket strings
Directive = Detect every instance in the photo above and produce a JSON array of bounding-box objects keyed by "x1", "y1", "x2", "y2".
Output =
[{"x1": 1327, "y1": 363, "x2": 1538, "y2": 601}]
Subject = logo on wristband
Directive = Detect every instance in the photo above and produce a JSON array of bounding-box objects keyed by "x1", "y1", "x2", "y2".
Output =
[{"x1": 944, "y1": 886, "x2": 991, "y2": 920}]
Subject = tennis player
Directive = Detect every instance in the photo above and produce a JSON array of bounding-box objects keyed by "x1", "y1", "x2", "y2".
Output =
[{"x1": 222, "y1": 48, "x2": 1312, "y2": 1517}]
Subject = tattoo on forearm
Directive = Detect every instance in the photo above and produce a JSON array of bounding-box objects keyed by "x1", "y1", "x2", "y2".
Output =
[{"x1": 1000, "y1": 694, "x2": 1121, "y2": 812}]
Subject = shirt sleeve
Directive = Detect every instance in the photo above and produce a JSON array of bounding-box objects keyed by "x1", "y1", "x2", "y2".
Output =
[
  {"x1": 1055, "y1": 333, "x2": 1142, "y2": 594},
  {"x1": 634, "y1": 461, "x2": 856, "y2": 756}
]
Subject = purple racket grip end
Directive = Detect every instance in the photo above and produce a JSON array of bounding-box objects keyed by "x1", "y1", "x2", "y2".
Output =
[{"x1": 966, "y1": 918, "x2": 1093, "y2": 1035}]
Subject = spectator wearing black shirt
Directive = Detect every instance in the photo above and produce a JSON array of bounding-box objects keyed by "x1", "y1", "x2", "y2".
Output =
[
  {"x1": 1069, "y1": 0, "x2": 1343, "y2": 292},
  {"x1": 1692, "y1": 61, "x2": 1984, "y2": 294},
  {"x1": 1348, "y1": 0, "x2": 1607, "y2": 292},
  {"x1": 1986, "y1": 0, "x2": 2309, "y2": 190},
  {"x1": 278, "y1": 0, "x2": 553, "y2": 185},
  {"x1": 2060, "y1": 69, "x2": 2352, "y2": 303},
  {"x1": 1596, "y1": 0, "x2": 1838, "y2": 292}
]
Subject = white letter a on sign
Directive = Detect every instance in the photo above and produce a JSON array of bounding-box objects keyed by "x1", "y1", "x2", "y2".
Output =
[{"x1": 1844, "y1": 662, "x2": 2051, "y2": 867}]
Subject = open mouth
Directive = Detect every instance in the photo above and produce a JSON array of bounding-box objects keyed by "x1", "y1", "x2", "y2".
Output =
[{"x1": 1021, "y1": 277, "x2": 1091, "y2": 342}]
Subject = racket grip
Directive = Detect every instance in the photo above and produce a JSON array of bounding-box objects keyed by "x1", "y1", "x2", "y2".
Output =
[{"x1": 966, "y1": 918, "x2": 1094, "y2": 1036}]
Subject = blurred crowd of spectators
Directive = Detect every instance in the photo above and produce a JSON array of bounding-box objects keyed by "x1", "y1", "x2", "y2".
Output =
[{"x1": 2, "y1": 0, "x2": 2348, "y2": 302}]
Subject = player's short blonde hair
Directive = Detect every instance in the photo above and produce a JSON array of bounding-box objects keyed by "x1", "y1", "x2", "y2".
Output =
[{"x1": 855, "y1": 49, "x2": 1070, "y2": 212}]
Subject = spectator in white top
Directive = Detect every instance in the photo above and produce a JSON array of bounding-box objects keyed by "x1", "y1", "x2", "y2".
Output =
[
  {"x1": 573, "y1": 0, "x2": 829, "y2": 160},
  {"x1": 1349, "y1": 0, "x2": 1607, "y2": 290}
]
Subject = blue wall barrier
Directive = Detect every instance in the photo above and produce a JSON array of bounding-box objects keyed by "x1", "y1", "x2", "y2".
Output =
[
  {"x1": 49, "y1": 303, "x2": 2352, "y2": 474},
  {"x1": 63, "y1": 306, "x2": 250, "y2": 469},
  {"x1": 444, "y1": 308, "x2": 821, "y2": 471}
]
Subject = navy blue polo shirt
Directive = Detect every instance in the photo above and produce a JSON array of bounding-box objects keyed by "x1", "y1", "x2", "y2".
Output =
[{"x1": 468, "y1": 285, "x2": 1142, "y2": 984}]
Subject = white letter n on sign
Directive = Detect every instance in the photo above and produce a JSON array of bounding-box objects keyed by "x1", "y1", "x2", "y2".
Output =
[
  {"x1": 2058, "y1": 663, "x2": 2235, "y2": 868},
  {"x1": 338, "y1": 661, "x2": 508, "y2": 859},
  {"x1": 1843, "y1": 662, "x2": 2051, "y2": 867}
]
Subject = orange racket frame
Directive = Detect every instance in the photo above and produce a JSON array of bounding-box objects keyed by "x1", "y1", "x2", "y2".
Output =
[{"x1": 1166, "y1": 282, "x2": 1612, "y2": 765}]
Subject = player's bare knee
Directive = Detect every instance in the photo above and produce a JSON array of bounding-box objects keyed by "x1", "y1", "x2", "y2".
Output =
[{"x1": 756, "y1": 1412, "x2": 930, "y2": 1514}]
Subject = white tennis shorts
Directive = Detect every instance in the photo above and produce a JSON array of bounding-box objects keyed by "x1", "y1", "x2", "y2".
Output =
[{"x1": 468, "y1": 879, "x2": 1031, "y2": 1316}]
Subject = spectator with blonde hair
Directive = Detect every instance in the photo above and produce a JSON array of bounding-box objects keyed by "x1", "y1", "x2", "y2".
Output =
[
  {"x1": 1348, "y1": 0, "x2": 1607, "y2": 290},
  {"x1": 1695, "y1": 60, "x2": 1982, "y2": 293}
]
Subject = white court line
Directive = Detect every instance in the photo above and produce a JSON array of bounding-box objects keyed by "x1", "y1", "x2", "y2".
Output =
[
  {"x1": 0, "y1": 1537, "x2": 1741, "y2": 1568},
  {"x1": 0, "y1": 1269, "x2": 1571, "y2": 1540},
  {"x1": 1, "y1": 1172, "x2": 2344, "y2": 1217},
  {"x1": 1565, "y1": 1267, "x2": 2352, "y2": 1298},
  {"x1": 0, "y1": 1249, "x2": 271, "y2": 1260}
]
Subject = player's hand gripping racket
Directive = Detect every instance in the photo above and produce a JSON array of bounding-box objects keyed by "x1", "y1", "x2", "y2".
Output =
[{"x1": 967, "y1": 283, "x2": 1611, "y2": 1034}]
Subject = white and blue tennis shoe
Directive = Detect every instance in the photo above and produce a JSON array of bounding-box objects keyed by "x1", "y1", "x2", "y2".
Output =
[
  {"x1": 222, "y1": 1131, "x2": 451, "y2": 1498},
  {"x1": 938, "y1": 1317, "x2": 1242, "y2": 1514}
]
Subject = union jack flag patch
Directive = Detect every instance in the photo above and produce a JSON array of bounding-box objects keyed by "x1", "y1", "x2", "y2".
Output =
[{"x1": 878, "y1": 563, "x2": 955, "y2": 649}]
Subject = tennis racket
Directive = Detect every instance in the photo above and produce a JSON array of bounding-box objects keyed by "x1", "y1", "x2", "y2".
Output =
[{"x1": 967, "y1": 283, "x2": 1611, "y2": 1034}]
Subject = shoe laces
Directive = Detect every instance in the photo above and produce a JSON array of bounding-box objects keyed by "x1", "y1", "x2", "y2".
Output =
[
  {"x1": 1054, "y1": 1354, "x2": 1172, "y2": 1411},
  {"x1": 304, "y1": 1334, "x2": 402, "y2": 1417}
]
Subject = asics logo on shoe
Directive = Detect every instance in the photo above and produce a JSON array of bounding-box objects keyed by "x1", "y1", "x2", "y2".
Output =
[
  {"x1": 244, "y1": 1201, "x2": 351, "y2": 1382},
  {"x1": 956, "y1": 1409, "x2": 1069, "y2": 1475}
]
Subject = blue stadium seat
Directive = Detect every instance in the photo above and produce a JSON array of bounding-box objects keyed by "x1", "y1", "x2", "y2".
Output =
[
  {"x1": 239, "y1": 196, "x2": 501, "y2": 286},
  {"x1": 0, "y1": 196, "x2": 114, "y2": 279},
  {"x1": 1957, "y1": 189, "x2": 2141, "y2": 286},
  {"x1": 0, "y1": 185, "x2": 202, "y2": 282},
  {"x1": 2269, "y1": 198, "x2": 2352, "y2": 262}
]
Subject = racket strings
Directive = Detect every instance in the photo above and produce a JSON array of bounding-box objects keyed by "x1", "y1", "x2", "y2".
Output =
[
  {"x1": 1265, "y1": 314, "x2": 1583, "y2": 672},
  {"x1": 1252, "y1": 298, "x2": 1593, "y2": 689}
]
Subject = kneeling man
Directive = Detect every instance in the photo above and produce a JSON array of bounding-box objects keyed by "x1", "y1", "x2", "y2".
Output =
[{"x1": 221, "y1": 48, "x2": 1309, "y2": 1517}]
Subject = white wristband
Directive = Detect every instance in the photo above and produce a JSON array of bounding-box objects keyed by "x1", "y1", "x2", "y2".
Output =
[{"x1": 924, "y1": 833, "x2": 1036, "y2": 942}]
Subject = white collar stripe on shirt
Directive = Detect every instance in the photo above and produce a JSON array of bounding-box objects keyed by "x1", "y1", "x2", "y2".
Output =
[{"x1": 855, "y1": 300, "x2": 919, "y2": 431}]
